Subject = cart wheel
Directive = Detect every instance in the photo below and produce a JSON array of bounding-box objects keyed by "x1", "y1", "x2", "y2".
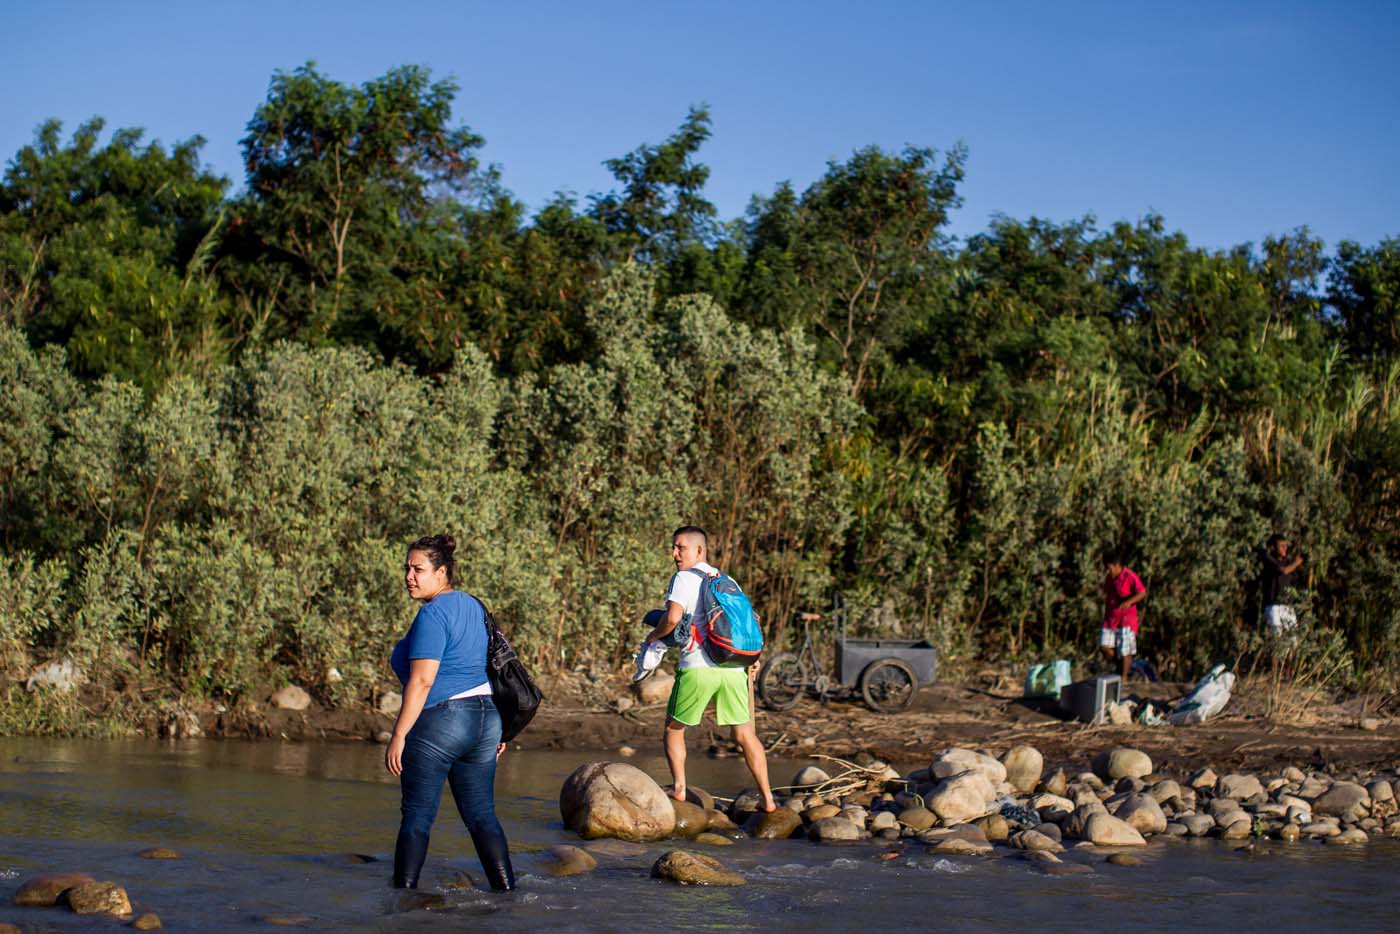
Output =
[
  {"x1": 859, "y1": 658, "x2": 917, "y2": 713},
  {"x1": 757, "y1": 653, "x2": 805, "y2": 710}
]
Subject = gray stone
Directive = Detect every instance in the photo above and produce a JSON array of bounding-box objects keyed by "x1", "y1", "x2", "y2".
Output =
[
  {"x1": 63, "y1": 881, "x2": 131, "y2": 916},
  {"x1": 1301, "y1": 821, "x2": 1341, "y2": 837},
  {"x1": 1188, "y1": 767, "x2": 1218, "y2": 789},
  {"x1": 870, "y1": 810, "x2": 898, "y2": 831},
  {"x1": 1039, "y1": 768, "x2": 1068, "y2": 797},
  {"x1": 1084, "y1": 813, "x2": 1147, "y2": 846},
  {"x1": 270, "y1": 685, "x2": 311, "y2": 711},
  {"x1": 1326, "y1": 827, "x2": 1370, "y2": 845},
  {"x1": 635, "y1": 671, "x2": 674, "y2": 705},
  {"x1": 695, "y1": 832, "x2": 734, "y2": 846},
  {"x1": 1001, "y1": 745, "x2": 1044, "y2": 794},
  {"x1": 1092, "y1": 748, "x2": 1153, "y2": 782},
  {"x1": 1313, "y1": 782, "x2": 1370, "y2": 820},
  {"x1": 1219, "y1": 818, "x2": 1253, "y2": 840},
  {"x1": 1146, "y1": 780, "x2": 1182, "y2": 804},
  {"x1": 897, "y1": 806, "x2": 937, "y2": 831},
  {"x1": 559, "y1": 761, "x2": 676, "y2": 841},
  {"x1": 540, "y1": 845, "x2": 597, "y2": 876},
  {"x1": 928, "y1": 770, "x2": 995, "y2": 823},
  {"x1": 131, "y1": 913, "x2": 163, "y2": 931},
  {"x1": 1011, "y1": 829, "x2": 1063, "y2": 852},
  {"x1": 1216, "y1": 773, "x2": 1264, "y2": 800},
  {"x1": 651, "y1": 850, "x2": 745, "y2": 886},
  {"x1": 976, "y1": 813, "x2": 1011, "y2": 842},
  {"x1": 749, "y1": 807, "x2": 803, "y2": 840},
  {"x1": 13, "y1": 872, "x2": 95, "y2": 906},
  {"x1": 791, "y1": 765, "x2": 831, "y2": 788},
  {"x1": 928, "y1": 835, "x2": 993, "y2": 855},
  {"x1": 1064, "y1": 802, "x2": 1109, "y2": 840},
  {"x1": 671, "y1": 798, "x2": 709, "y2": 837},
  {"x1": 808, "y1": 817, "x2": 863, "y2": 842},
  {"x1": 1114, "y1": 794, "x2": 1168, "y2": 835},
  {"x1": 931, "y1": 748, "x2": 1007, "y2": 785},
  {"x1": 25, "y1": 657, "x2": 84, "y2": 693},
  {"x1": 804, "y1": 804, "x2": 843, "y2": 822},
  {"x1": 377, "y1": 691, "x2": 402, "y2": 715},
  {"x1": 1180, "y1": 814, "x2": 1215, "y2": 836}
]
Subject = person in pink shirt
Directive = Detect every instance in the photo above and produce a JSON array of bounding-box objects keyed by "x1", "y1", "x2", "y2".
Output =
[{"x1": 1100, "y1": 552, "x2": 1147, "y2": 680}]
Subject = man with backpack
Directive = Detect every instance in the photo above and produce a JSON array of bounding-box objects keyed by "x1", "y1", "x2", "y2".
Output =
[{"x1": 640, "y1": 525, "x2": 778, "y2": 812}]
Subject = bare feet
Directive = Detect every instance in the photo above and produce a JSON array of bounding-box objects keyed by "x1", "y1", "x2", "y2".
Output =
[
  {"x1": 667, "y1": 787, "x2": 687, "y2": 803},
  {"x1": 761, "y1": 799, "x2": 778, "y2": 813}
]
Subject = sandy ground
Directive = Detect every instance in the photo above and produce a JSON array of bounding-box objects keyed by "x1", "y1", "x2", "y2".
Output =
[{"x1": 242, "y1": 667, "x2": 1400, "y2": 780}]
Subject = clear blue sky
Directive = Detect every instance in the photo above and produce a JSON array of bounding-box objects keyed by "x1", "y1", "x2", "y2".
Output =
[{"x1": 4, "y1": 0, "x2": 1397, "y2": 251}]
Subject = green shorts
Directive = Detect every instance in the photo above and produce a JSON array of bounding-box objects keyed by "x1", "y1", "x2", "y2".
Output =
[{"x1": 666, "y1": 666, "x2": 751, "y2": 726}]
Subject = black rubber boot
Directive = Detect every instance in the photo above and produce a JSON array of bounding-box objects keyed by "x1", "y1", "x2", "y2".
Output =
[
  {"x1": 471, "y1": 830, "x2": 516, "y2": 892},
  {"x1": 392, "y1": 830, "x2": 431, "y2": 888}
]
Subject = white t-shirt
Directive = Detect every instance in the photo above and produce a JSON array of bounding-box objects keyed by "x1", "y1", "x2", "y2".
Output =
[{"x1": 667, "y1": 561, "x2": 722, "y2": 671}]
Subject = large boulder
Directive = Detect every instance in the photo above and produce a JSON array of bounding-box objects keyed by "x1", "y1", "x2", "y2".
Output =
[
  {"x1": 25, "y1": 657, "x2": 84, "y2": 693},
  {"x1": 559, "y1": 762, "x2": 676, "y2": 841},
  {"x1": 931, "y1": 748, "x2": 1007, "y2": 786},
  {"x1": 651, "y1": 850, "x2": 745, "y2": 886},
  {"x1": 928, "y1": 770, "x2": 996, "y2": 823},
  {"x1": 1084, "y1": 813, "x2": 1147, "y2": 846},
  {"x1": 1092, "y1": 748, "x2": 1152, "y2": 782},
  {"x1": 1114, "y1": 794, "x2": 1168, "y2": 835},
  {"x1": 14, "y1": 872, "x2": 95, "y2": 906},
  {"x1": 1313, "y1": 782, "x2": 1370, "y2": 820},
  {"x1": 1000, "y1": 745, "x2": 1044, "y2": 794}
]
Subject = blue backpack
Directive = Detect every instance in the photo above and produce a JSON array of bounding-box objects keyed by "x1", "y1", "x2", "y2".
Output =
[{"x1": 692, "y1": 569, "x2": 764, "y2": 668}]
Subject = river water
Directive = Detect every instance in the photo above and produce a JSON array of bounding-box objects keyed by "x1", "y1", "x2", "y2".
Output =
[{"x1": 1, "y1": 738, "x2": 1396, "y2": 931}]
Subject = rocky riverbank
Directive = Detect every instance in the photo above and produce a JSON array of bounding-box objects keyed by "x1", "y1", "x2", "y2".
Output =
[{"x1": 554, "y1": 742, "x2": 1400, "y2": 884}]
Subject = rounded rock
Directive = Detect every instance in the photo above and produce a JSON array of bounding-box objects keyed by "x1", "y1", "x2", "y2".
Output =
[
  {"x1": 928, "y1": 770, "x2": 995, "y2": 823},
  {"x1": 1092, "y1": 748, "x2": 1153, "y2": 782},
  {"x1": 1000, "y1": 745, "x2": 1044, "y2": 794},
  {"x1": 1106, "y1": 853, "x2": 1141, "y2": 866},
  {"x1": 1114, "y1": 794, "x2": 1168, "y2": 835},
  {"x1": 652, "y1": 849, "x2": 745, "y2": 886},
  {"x1": 1084, "y1": 813, "x2": 1147, "y2": 846},
  {"x1": 559, "y1": 762, "x2": 677, "y2": 841},
  {"x1": 897, "y1": 806, "x2": 937, "y2": 831},
  {"x1": 132, "y1": 914, "x2": 163, "y2": 931},
  {"x1": 635, "y1": 671, "x2": 675, "y2": 705},
  {"x1": 791, "y1": 766, "x2": 831, "y2": 788},
  {"x1": 13, "y1": 872, "x2": 96, "y2": 906},
  {"x1": 808, "y1": 817, "x2": 863, "y2": 842},
  {"x1": 540, "y1": 844, "x2": 597, "y2": 876},
  {"x1": 749, "y1": 807, "x2": 803, "y2": 840},
  {"x1": 63, "y1": 881, "x2": 132, "y2": 916},
  {"x1": 670, "y1": 798, "x2": 709, "y2": 837},
  {"x1": 270, "y1": 685, "x2": 311, "y2": 711},
  {"x1": 138, "y1": 847, "x2": 181, "y2": 860},
  {"x1": 695, "y1": 832, "x2": 734, "y2": 846},
  {"x1": 931, "y1": 748, "x2": 1007, "y2": 785}
]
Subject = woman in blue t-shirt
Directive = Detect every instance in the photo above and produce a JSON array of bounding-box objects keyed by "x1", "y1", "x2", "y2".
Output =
[{"x1": 385, "y1": 533, "x2": 514, "y2": 891}]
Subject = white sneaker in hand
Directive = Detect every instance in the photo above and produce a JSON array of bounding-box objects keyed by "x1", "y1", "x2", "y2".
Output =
[{"x1": 632, "y1": 641, "x2": 667, "y2": 682}]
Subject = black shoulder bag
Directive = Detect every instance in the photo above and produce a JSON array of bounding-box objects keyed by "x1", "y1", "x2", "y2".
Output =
[{"x1": 475, "y1": 597, "x2": 543, "y2": 742}]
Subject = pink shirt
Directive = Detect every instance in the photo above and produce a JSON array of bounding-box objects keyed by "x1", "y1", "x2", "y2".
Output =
[{"x1": 1103, "y1": 568, "x2": 1145, "y2": 632}]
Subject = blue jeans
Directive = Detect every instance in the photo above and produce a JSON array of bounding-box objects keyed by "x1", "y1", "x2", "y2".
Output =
[{"x1": 394, "y1": 695, "x2": 514, "y2": 890}]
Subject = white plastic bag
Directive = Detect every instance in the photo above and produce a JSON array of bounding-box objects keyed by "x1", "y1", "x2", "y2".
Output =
[{"x1": 1168, "y1": 663, "x2": 1235, "y2": 725}]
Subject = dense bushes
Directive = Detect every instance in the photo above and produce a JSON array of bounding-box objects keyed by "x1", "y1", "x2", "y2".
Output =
[{"x1": 2, "y1": 64, "x2": 1399, "y2": 729}]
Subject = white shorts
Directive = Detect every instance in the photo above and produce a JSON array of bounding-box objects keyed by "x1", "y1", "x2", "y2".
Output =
[
  {"x1": 1264, "y1": 605, "x2": 1297, "y2": 634},
  {"x1": 1100, "y1": 626, "x2": 1136, "y2": 656}
]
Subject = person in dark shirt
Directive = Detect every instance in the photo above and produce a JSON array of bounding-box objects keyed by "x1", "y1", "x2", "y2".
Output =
[{"x1": 1260, "y1": 533, "x2": 1304, "y2": 636}]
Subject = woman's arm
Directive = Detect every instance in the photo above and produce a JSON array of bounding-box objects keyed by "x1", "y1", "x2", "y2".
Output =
[{"x1": 386, "y1": 657, "x2": 440, "y2": 776}]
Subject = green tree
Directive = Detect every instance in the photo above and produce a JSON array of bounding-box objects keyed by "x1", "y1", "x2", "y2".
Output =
[
  {"x1": 0, "y1": 119, "x2": 230, "y2": 387},
  {"x1": 229, "y1": 63, "x2": 490, "y2": 351}
]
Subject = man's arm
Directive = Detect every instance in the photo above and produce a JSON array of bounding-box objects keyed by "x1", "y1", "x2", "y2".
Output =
[
  {"x1": 1283, "y1": 555, "x2": 1304, "y2": 575},
  {"x1": 645, "y1": 601, "x2": 686, "y2": 642},
  {"x1": 1121, "y1": 588, "x2": 1147, "y2": 609}
]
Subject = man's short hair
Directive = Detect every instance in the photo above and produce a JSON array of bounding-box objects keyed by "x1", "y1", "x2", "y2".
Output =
[
  {"x1": 1102, "y1": 549, "x2": 1125, "y2": 568},
  {"x1": 1268, "y1": 533, "x2": 1287, "y2": 548},
  {"x1": 673, "y1": 525, "x2": 708, "y2": 549}
]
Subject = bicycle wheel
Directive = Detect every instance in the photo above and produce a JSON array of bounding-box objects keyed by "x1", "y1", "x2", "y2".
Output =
[
  {"x1": 757, "y1": 653, "x2": 806, "y2": 710},
  {"x1": 859, "y1": 658, "x2": 917, "y2": 713}
]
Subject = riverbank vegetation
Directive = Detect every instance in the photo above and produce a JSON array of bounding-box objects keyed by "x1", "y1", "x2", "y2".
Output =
[{"x1": 2, "y1": 64, "x2": 1397, "y2": 732}]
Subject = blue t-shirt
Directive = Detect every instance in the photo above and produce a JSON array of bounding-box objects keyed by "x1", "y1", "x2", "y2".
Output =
[{"x1": 390, "y1": 591, "x2": 490, "y2": 708}]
